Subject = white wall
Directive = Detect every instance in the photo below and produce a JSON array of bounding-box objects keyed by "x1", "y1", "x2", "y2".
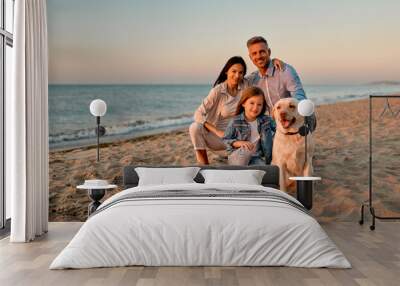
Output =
[{"x1": 5, "y1": 44, "x2": 13, "y2": 220}]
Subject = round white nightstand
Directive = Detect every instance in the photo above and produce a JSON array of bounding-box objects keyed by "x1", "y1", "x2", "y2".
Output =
[
  {"x1": 289, "y1": 177, "x2": 321, "y2": 210},
  {"x1": 77, "y1": 182, "x2": 117, "y2": 216}
]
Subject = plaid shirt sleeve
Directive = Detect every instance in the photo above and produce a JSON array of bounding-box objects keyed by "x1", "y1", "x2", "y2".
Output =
[{"x1": 222, "y1": 119, "x2": 238, "y2": 153}]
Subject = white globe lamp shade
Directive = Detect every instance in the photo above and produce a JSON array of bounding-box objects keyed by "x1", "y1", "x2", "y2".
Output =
[
  {"x1": 90, "y1": 99, "x2": 107, "y2": 117},
  {"x1": 298, "y1": 99, "x2": 315, "y2": 117}
]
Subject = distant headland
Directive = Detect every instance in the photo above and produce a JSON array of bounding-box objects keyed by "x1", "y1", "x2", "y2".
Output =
[{"x1": 367, "y1": 81, "x2": 400, "y2": 85}]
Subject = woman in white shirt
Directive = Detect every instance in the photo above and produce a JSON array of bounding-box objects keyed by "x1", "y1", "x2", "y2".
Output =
[{"x1": 189, "y1": 56, "x2": 248, "y2": 165}]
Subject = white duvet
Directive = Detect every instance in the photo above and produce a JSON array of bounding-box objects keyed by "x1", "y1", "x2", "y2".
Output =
[{"x1": 50, "y1": 183, "x2": 351, "y2": 269}]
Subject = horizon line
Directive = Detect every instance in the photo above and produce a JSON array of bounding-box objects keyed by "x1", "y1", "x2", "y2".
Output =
[{"x1": 48, "y1": 80, "x2": 400, "y2": 86}]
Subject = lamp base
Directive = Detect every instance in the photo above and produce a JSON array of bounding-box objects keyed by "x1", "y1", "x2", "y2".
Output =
[
  {"x1": 298, "y1": 125, "x2": 309, "y2": 136},
  {"x1": 95, "y1": 126, "x2": 106, "y2": 137},
  {"x1": 87, "y1": 189, "x2": 106, "y2": 216},
  {"x1": 296, "y1": 180, "x2": 313, "y2": 210}
]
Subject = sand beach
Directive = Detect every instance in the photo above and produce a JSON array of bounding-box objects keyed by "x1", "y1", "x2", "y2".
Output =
[{"x1": 49, "y1": 97, "x2": 400, "y2": 222}]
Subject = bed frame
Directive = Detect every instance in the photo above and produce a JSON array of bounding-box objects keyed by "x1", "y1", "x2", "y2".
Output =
[{"x1": 123, "y1": 165, "x2": 280, "y2": 189}]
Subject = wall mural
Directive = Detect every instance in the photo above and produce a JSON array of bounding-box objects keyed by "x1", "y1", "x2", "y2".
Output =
[{"x1": 48, "y1": 1, "x2": 400, "y2": 222}]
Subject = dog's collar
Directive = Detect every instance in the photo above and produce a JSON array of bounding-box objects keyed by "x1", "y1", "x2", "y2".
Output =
[{"x1": 278, "y1": 129, "x2": 299, "y2": 136}]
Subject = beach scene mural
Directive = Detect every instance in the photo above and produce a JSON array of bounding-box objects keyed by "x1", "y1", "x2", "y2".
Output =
[{"x1": 48, "y1": 0, "x2": 400, "y2": 222}]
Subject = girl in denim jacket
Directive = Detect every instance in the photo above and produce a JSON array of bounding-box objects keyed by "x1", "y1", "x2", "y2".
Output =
[{"x1": 223, "y1": 86, "x2": 275, "y2": 165}]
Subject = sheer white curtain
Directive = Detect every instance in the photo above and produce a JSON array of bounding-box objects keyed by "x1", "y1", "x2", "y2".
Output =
[{"x1": 7, "y1": 0, "x2": 49, "y2": 242}]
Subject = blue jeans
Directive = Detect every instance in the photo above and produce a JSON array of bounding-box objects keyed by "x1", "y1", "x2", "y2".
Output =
[
  {"x1": 228, "y1": 147, "x2": 266, "y2": 166},
  {"x1": 249, "y1": 156, "x2": 266, "y2": 166}
]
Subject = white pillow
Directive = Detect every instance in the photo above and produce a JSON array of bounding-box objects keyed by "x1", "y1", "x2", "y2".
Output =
[
  {"x1": 135, "y1": 167, "x2": 201, "y2": 186},
  {"x1": 200, "y1": 169, "x2": 265, "y2": 185}
]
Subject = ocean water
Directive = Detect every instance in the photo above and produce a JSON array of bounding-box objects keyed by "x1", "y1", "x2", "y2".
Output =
[{"x1": 49, "y1": 83, "x2": 400, "y2": 149}]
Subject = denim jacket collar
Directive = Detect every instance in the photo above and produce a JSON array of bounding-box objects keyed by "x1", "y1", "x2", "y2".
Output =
[
  {"x1": 238, "y1": 112, "x2": 272, "y2": 126},
  {"x1": 238, "y1": 112, "x2": 247, "y2": 122}
]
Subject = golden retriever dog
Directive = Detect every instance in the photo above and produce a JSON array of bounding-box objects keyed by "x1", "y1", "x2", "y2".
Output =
[{"x1": 271, "y1": 98, "x2": 314, "y2": 194}]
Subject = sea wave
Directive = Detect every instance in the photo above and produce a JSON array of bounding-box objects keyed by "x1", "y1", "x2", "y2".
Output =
[
  {"x1": 49, "y1": 115, "x2": 193, "y2": 145},
  {"x1": 48, "y1": 83, "x2": 400, "y2": 149}
]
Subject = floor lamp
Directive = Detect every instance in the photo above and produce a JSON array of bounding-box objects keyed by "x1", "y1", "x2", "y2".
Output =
[
  {"x1": 298, "y1": 99, "x2": 315, "y2": 162},
  {"x1": 89, "y1": 99, "x2": 107, "y2": 162}
]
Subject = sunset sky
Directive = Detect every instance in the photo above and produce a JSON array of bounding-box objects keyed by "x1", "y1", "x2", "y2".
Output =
[{"x1": 47, "y1": 0, "x2": 400, "y2": 85}]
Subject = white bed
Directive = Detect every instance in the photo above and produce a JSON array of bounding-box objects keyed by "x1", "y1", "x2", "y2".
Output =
[{"x1": 50, "y1": 183, "x2": 351, "y2": 269}]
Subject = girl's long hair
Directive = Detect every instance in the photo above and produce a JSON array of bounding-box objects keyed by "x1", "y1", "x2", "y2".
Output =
[
  {"x1": 213, "y1": 56, "x2": 247, "y2": 87},
  {"x1": 235, "y1": 86, "x2": 267, "y2": 116}
]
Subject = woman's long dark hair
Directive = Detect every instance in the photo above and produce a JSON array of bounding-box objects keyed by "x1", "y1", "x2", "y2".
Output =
[{"x1": 213, "y1": 56, "x2": 247, "y2": 87}]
